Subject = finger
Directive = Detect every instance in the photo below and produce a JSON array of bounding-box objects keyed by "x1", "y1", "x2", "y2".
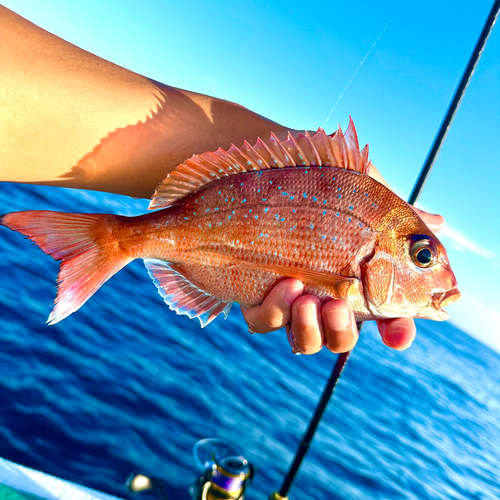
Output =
[
  {"x1": 321, "y1": 300, "x2": 358, "y2": 353},
  {"x1": 412, "y1": 207, "x2": 445, "y2": 234},
  {"x1": 377, "y1": 317, "x2": 416, "y2": 350},
  {"x1": 241, "y1": 279, "x2": 304, "y2": 333},
  {"x1": 289, "y1": 295, "x2": 323, "y2": 355}
]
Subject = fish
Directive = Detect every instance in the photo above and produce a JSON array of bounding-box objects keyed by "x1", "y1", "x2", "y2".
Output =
[{"x1": 0, "y1": 119, "x2": 460, "y2": 327}]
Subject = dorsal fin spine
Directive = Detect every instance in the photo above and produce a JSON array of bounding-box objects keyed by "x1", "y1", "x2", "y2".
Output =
[
  {"x1": 252, "y1": 138, "x2": 273, "y2": 169},
  {"x1": 305, "y1": 131, "x2": 322, "y2": 166},
  {"x1": 360, "y1": 144, "x2": 369, "y2": 173},
  {"x1": 270, "y1": 132, "x2": 294, "y2": 167},
  {"x1": 260, "y1": 136, "x2": 284, "y2": 168},
  {"x1": 287, "y1": 133, "x2": 310, "y2": 167},
  {"x1": 344, "y1": 117, "x2": 360, "y2": 172}
]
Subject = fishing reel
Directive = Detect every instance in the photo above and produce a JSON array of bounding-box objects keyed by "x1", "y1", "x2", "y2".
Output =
[{"x1": 189, "y1": 438, "x2": 254, "y2": 500}]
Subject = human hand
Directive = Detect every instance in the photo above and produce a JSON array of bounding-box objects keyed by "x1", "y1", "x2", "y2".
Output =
[{"x1": 240, "y1": 165, "x2": 445, "y2": 355}]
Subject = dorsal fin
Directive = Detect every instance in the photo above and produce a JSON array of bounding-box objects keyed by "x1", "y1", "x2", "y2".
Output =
[{"x1": 149, "y1": 117, "x2": 370, "y2": 210}]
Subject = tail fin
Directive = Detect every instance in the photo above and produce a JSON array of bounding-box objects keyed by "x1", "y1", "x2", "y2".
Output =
[{"x1": 1, "y1": 211, "x2": 132, "y2": 324}]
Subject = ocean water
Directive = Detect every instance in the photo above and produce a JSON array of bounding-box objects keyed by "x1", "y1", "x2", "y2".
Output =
[{"x1": 0, "y1": 182, "x2": 499, "y2": 500}]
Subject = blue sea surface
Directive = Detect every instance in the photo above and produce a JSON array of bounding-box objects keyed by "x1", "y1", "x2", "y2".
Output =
[{"x1": 1, "y1": 183, "x2": 499, "y2": 499}]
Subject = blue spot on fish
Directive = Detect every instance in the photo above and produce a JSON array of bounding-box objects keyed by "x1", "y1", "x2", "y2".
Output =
[
  {"x1": 264, "y1": 208, "x2": 269, "y2": 213},
  {"x1": 290, "y1": 195, "x2": 294, "y2": 200},
  {"x1": 323, "y1": 210, "x2": 327, "y2": 215},
  {"x1": 321, "y1": 235, "x2": 326, "y2": 240},
  {"x1": 303, "y1": 193, "x2": 307, "y2": 198},
  {"x1": 349, "y1": 206, "x2": 354, "y2": 210},
  {"x1": 332, "y1": 236, "x2": 337, "y2": 242},
  {"x1": 338, "y1": 194, "x2": 342, "y2": 199},
  {"x1": 310, "y1": 223, "x2": 314, "y2": 229},
  {"x1": 313, "y1": 196, "x2": 317, "y2": 202}
]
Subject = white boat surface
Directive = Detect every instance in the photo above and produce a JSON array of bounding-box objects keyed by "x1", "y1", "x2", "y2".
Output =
[{"x1": 0, "y1": 457, "x2": 124, "y2": 500}]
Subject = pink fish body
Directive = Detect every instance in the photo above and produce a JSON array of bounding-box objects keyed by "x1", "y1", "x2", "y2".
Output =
[{"x1": 1, "y1": 120, "x2": 460, "y2": 326}]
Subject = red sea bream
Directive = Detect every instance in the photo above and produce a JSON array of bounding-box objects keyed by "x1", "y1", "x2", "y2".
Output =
[{"x1": 1, "y1": 119, "x2": 460, "y2": 326}]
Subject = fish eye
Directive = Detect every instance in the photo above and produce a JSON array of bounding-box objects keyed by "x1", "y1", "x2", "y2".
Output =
[{"x1": 410, "y1": 237, "x2": 438, "y2": 268}]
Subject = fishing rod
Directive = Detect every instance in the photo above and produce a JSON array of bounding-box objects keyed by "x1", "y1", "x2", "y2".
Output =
[
  {"x1": 409, "y1": 0, "x2": 500, "y2": 205},
  {"x1": 270, "y1": 1, "x2": 500, "y2": 498}
]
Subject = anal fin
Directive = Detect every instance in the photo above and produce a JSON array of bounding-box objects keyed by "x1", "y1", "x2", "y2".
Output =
[{"x1": 144, "y1": 259, "x2": 232, "y2": 327}]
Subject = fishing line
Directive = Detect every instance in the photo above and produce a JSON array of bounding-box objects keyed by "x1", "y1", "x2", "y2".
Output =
[{"x1": 323, "y1": 0, "x2": 408, "y2": 129}]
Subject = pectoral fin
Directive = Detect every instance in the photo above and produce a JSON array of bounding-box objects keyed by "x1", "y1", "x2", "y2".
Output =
[{"x1": 231, "y1": 262, "x2": 358, "y2": 300}]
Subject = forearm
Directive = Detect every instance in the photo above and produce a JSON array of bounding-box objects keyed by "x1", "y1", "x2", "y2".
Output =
[{"x1": 0, "y1": 6, "x2": 291, "y2": 198}]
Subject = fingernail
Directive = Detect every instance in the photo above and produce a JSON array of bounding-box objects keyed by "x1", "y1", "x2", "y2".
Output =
[
  {"x1": 284, "y1": 282, "x2": 304, "y2": 305},
  {"x1": 297, "y1": 303, "x2": 317, "y2": 327},
  {"x1": 324, "y1": 307, "x2": 350, "y2": 331},
  {"x1": 287, "y1": 327, "x2": 301, "y2": 354}
]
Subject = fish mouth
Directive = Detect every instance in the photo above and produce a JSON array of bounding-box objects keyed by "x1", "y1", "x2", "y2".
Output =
[{"x1": 430, "y1": 288, "x2": 461, "y2": 320}]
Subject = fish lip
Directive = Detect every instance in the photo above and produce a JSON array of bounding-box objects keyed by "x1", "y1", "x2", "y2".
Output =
[{"x1": 430, "y1": 288, "x2": 461, "y2": 320}]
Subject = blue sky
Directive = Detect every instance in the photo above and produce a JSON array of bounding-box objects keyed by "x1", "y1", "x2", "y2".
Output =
[{"x1": 4, "y1": 0, "x2": 500, "y2": 350}]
